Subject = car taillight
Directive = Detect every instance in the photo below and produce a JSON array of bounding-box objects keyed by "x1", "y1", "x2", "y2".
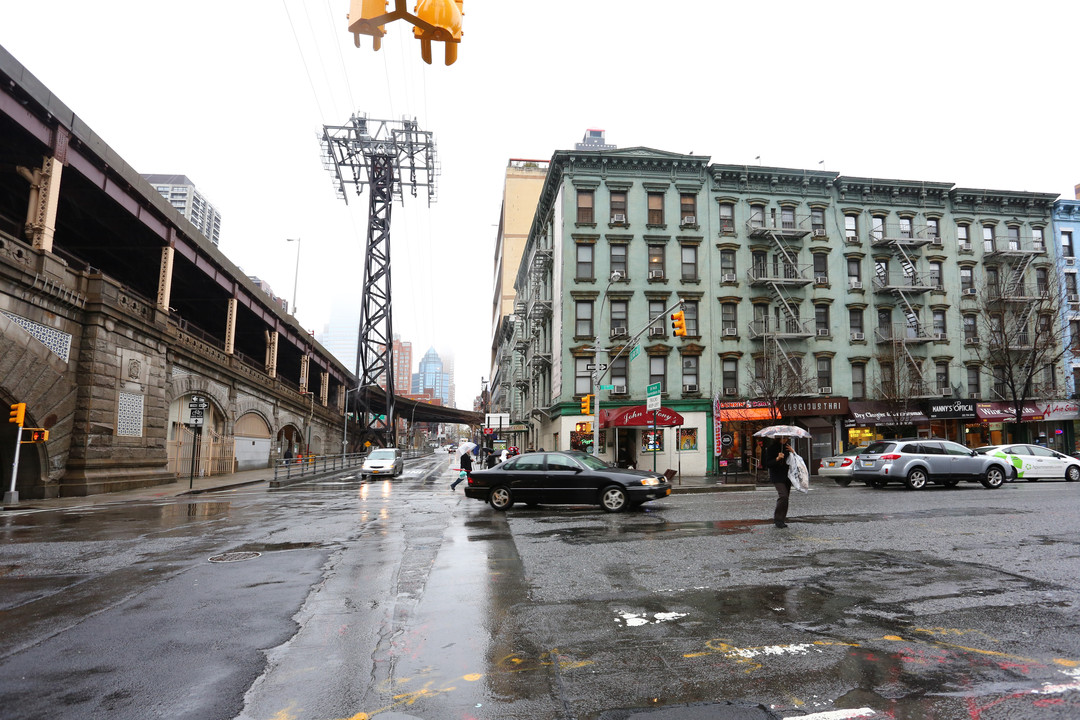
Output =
[
  {"x1": 840, "y1": 458, "x2": 853, "y2": 467},
  {"x1": 879, "y1": 454, "x2": 902, "y2": 461}
]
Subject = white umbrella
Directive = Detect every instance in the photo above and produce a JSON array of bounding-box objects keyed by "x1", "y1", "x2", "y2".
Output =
[
  {"x1": 458, "y1": 441, "x2": 477, "y2": 456},
  {"x1": 753, "y1": 425, "x2": 811, "y2": 439}
]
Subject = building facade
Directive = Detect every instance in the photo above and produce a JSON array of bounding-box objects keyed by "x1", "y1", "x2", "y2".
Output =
[
  {"x1": 142, "y1": 174, "x2": 222, "y2": 246},
  {"x1": 412, "y1": 346, "x2": 451, "y2": 406},
  {"x1": 499, "y1": 144, "x2": 1073, "y2": 475}
]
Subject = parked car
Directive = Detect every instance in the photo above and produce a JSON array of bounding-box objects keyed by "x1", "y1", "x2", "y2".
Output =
[
  {"x1": 851, "y1": 438, "x2": 1012, "y2": 490},
  {"x1": 818, "y1": 446, "x2": 870, "y2": 486},
  {"x1": 975, "y1": 444, "x2": 1080, "y2": 482},
  {"x1": 463, "y1": 450, "x2": 672, "y2": 512},
  {"x1": 361, "y1": 447, "x2": 403, "y2": 478}
]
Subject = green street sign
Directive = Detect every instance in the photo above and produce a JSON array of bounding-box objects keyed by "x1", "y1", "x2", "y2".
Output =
[
  {"x1": 628, "y1": 344, "x2": 641, "y2": 362},
  {"x1": 646, "y1": 382, "x2": 661, "y2": 396},
  {"x1": 599, "y1": 384, "x2": 615, "y2": 391}
]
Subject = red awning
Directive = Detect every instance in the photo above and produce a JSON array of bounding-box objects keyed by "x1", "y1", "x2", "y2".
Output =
[
  {"x1": 600, "y1": 405, "x2": 685, "y2": 429},
  {"x1": 975, "y1": 402, "x2": 1043, "y2": 422}
]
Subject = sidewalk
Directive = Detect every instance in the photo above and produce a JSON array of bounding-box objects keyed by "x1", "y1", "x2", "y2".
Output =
[{"x1": 2, "y1": 463, "x2": 764, "y2": 512}]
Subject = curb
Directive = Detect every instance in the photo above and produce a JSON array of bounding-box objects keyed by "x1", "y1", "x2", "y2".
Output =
[{"x1": 671, "y1": 484, "x2": 757, "y2": 495}]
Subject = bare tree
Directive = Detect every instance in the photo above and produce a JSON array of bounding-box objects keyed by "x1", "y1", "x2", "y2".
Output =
[
  {"x1": 745, "y1": 338, "x2": 813, "y2": 421},
  {"x1": 871, "y1": 342, "x2": 932, "y2": 437}
]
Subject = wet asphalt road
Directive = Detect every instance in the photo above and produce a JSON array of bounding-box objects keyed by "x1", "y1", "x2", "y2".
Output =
[{"x1": 1, "y1": 456, "x2": 1079, "y2": 720}]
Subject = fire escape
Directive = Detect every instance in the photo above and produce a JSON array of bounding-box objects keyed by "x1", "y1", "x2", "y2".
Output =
[
  {"x1": 870, "y1": 220, "x2": 937, "y2": 396},
  {"x1": 525, "y1": 246, "x2": 553, "y2": 415},
  {"x1": 985, "y1": 230, "x2": 1046, "y2": 397},
  {"x1": 745, "y1": 207, "x2": 813, "y2": 391}
]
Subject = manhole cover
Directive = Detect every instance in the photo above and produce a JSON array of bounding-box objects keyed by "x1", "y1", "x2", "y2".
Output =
[{"x1": 208, "y1": 551, "x2": 261, "y2": 563}]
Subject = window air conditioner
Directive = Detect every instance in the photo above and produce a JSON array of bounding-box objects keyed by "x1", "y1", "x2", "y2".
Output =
[
  {"x1": 612, "y1": 385, "x2": 627, "y2": 394},
  {"x1": 610, "y1": 327, "x2": 629, "y2": 338},
  {"x1": 848, "y1": 280, "x2": 863, "y2": 290},
  {"x1": 816, "y1": 328, "x2": 830, "y2": 336},
  {"x1": 1066, "y1": 257, "x2": 1076, "y2": 266},
  {"x1": 970, "y1": 392, "x2": 980, "y2": 399},
  {"x1": 815, "y1": 274, "x2": 829, "y2": 284},
  {"x1": 850, "y1": 331, "x2": 864, "y2": 341},
  {"x1": 963, "y1": 288, "x2": 978, "y2": 295},
  {"x1": 964, "y1": 336, "x2": 979, "y2": 345},
  {"x1": 724, "y1": 387, "x2": 737, "y2": 396},
  {"x1": 649, "y1": 269, "x2": 665, "y2": 279},
  {"x1": 846, "y1": 235, "x2": 861, "y2": 244},
  {"x1": 723, "y1": 328, "x2": 738, "y2": 337},
  {"x1": 611, "y1": 213, "x2": 626, "y2": 224},
  {"x1": 960, "y1": 241, "x2": 972, "y2": 251},
  {"x1": 649, "y1": 326, "x2": 665, "y2": 337},
  {"x1": 933, "y1": 332, "x2": 947, "y2": 341},
  {"x1": 813, "y1": 229, "x2": 827, "y2": 237},
  {"x1": 940, "y1": 388, "x2": 952, "y2": 396},
  {"x1": 1070, "y1": 293, "x2": 1080, "y2": 303},
  {"x1": 721, "y1": 273, "x2": 737, "y2": 283},
  {"x1": 818, "y1": 386, "x2": 832, "y2": 394},
  {"x1": 682, "y1": 215, "x2": 696, "y2": 225},
  {"x1": 683, "y1": 384, "x2": 699, "y2": 393}
]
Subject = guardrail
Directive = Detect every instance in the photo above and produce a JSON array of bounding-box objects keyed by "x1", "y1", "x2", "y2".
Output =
[{"x1": 271, "y1": 449, "x2": 433, "y2": 487}]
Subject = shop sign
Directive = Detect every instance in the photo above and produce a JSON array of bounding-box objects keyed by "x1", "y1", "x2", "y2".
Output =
[
  {"x1": 925, "y1": 399, "x2": 977, "y2": 419},
  {"x1": 780, "y1": 397, "x2": 849, "y2": 416}
]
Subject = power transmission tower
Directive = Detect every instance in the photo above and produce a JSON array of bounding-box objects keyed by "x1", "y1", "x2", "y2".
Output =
[{"x1": 321, "y1": 114, "x2": 438, "y2": 447}]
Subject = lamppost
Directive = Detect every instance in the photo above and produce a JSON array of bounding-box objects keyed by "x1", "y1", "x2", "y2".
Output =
[
  {"x1": 480, "y1": 377, "x2": 488, "y2": 448},
  {"x1": 342, "y1": 386, "x2": 361, "y2": 457},
  {"x1": 286, "y1": 237, "x2": 301, "y2": 316}
]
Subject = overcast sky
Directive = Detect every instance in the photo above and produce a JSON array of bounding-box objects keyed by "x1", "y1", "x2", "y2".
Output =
[{"x1": 3, "y1": 1, "x2": 1078, "y2": 407}]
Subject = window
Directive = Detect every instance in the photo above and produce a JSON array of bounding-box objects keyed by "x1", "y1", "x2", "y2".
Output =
[
  {"x1": 815, "y1": 304, "x2": 830, "y2": 334},
  {"x1": 719, "y1": 203, "x2": 735, "y2": 233},
  {"x1": 648, "y1": 192, "x2": 664, "y2": 225},
  {"x1": 927, "y1": 218, "x2": 940, "y2": 241},
  {"x1": 682, "y1": 355, "x2": 699, "y2": 387},
  {"x1": 849, "y1": 308, "x2": 864, "y2": 334},
  {"x1": 649, "y1": 299, "x2": 665, "y2": 324},
  {"x1": 967, "y1": 366, "x2": 980, "y2": 398},
  {"x1": 813, "y1": 253, "x2": 828, "y2": 281},
  {"x1": 933, "y1": 310, "x2": 946, "y2": 335},
  {"x1": 575, "y1": 300, "x2": 593, "y2": 337},
  {"x1": 1036, "y1": 267, "x2": 1048, "y2": 296},
  {"x1": 721, "y1": 303, "x2": 737, "y2": 334},
  {"x1": 610, "y1": 300, "x2": 628, "y2": 333},
  {"x1": 845, "y1": 214, "x2": 858, "y2": 241},
  {"x1": 817, "y1": 357, "x2": 832, "y2": 389},
  {"x1": 575, "y1": 358, "x2": 592, "y2": 395},
  {"x1": 609, "y1": 191, "x2": 627, "y2": 223},
  {"x1": 680, "y1": 194, "x2": 696, "y2": 224},
  {"x1": 993, "y1": 365, "x2": 1006, "y2": 399},
  {"x1": 753, "y1": 304, "x2": 769, "y2": 334},
  {"x1": 1071, "y1": 320, "x2": 1080, "y2": 349},
  {"x1": 722, "y1": 359, "x2": 738, "y2": 393},
  {"x1": 878, "y1": 308, "x2": 892, "y2": 338},
  {"x1": 1063, "y1": 231, "x2": 1074, "y2": 258},
  {"x1": 1067, "y1": 273, "x2": 1078, "y2": 296},
  {"x1": 576, "y1": 243, "x2": 594, "y2": 279},
  {"x1": 811, "y1": 208, "x2": 825, "y2": 235},
  {"x1": 875, "y1": 259, "x2": 889, "y2": 286},
  {"x1": 781, "y1": 207, "x2": 795, "y2": 230},
  {"x1": 720, "y1": 249, "x2": 736, "y2": 275},
  {"x1": 957, "y1": 223, "x2": 970, "y2": 248},
  {"x1": 1033, "y1": 227, "x2": 1045, "y2": 252},
  {"x1": 577, "y1": 190, "x2": 594, "y2": 224},
  {"x1": 983, "y1": 225, "x2": 995, "y2": 252},
  {"x1": 752, "y1": 250, "x2": 767, "y2": 278},
  {"x1": 648, "y1": 245, "x2": 664, "y2": 277},
  {"x1": 611, "y1": 357, "x2": 628, "y2": 389},
  {"x1": 1043, "y1": 363, "x2": 1056, "y2": 390},
  {"x1": 871, "y1": 216, "x2": 885, "y2": 241},
  {"x1": 880, "y1": 362, "x2": 895, "y2": 395},
  {"x1": 847, "y1": 258, "x2": 862, "y2": 284},
  {"x1": 963, "y1": 314, "x2": 977, "y2": 339},
  {"x1": 960, "y1": 267, "x2": 974, "y2": 291},
  {"x1": 899, "y1": 217, "x2": 912, "y2": 239},
  {"x1": 986, "y1": 267, "x2": 999, "y2": 293},
  {"x1": 851, "y1": 363, "x2": 865, "y2": 399},
  {"x1": 750, "y1": 204, "x2": 765, "y2": 228},
  {"x1": 683, "y1": 301, "x2": 699, "y2": 335},
  {"x1": 681, "y1": 245, "x2": 698, "y2": 281},
  {"x1": 649, "y1": 356, "x2": 667, "y2": 392},
  {"x1": 1007, "y1": 226, "x2": 1020, "y2": 251},
  {"x1": 610, "y1": 244, "x2": 627, "y2": 277}
]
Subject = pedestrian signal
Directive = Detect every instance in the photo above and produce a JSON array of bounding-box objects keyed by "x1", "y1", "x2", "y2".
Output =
[
  {"x1": 671, "y1": 310, "x2": 687, "y2": 337},
  {"x1": 580, "y1": 394, "x2": 593, "y2": 415},
  {"x1": 23, "y1": 428, "x2": 48, "y2": 443},
  {"x1": 9, "y1": 402, "x2": 25, "y2": 426}
]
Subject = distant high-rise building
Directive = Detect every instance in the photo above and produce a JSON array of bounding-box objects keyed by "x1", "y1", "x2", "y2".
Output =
[
  {"x1": 142, "y1": 174, "x2": 223, "y2": 245},
  {"x1": 574, "y1": 129, "x2": 616, "y2": 152},
  {"x1": 412, "y1": 347, "x2": 450, "y2": 406},
  {"x1": 392, "y1": 335, "x2": 412, "y2": 396},
  {"x1": 316, "y1": 304, "x2": 360, "y2": 374}
]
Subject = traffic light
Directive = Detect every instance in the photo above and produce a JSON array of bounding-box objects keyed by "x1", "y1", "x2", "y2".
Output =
[
  {"x1": 9, "y1": 402, "x2": 25, "y2": 426},
  {"x1": 348, "y1": 0, "x2": 389, "y2": 50},
  {"x1": 413, "y1": 0, "x2": 464, "y2": 65},
  {"x1": 671, "y1": 310, "x2": 687, "y2": 337},
  {"x1": 24, "y1": 428, "x2": 48, "y2": 443},
  {"x1": 580, "y1": 393, "x2": 593, "y2": 415}
]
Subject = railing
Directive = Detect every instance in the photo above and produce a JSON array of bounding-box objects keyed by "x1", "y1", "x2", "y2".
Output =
[{"x1": 271, "y1": 448, "x2": 431, "y2": 485}]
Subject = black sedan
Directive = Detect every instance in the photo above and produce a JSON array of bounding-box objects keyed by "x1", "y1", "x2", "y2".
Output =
[{"x1": 463, "y1": 450, "x2": 672, "y2": 512}]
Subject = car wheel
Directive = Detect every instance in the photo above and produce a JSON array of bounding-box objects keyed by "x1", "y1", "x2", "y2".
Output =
[
  {"x1": 1067, "y1": 466, "x2": 1080, "y2": 482},
  {"x1": 905, "y1": 468, "x2": 928, "y2": 490},
  {"x1": 982, "y1": 466, "x2": 1005, "y2": 489},
  {"x1": 489, "y1": 486, "x2": 514, "y2": 511},
  {"x1": 834, "y1": 478, "x2": 852, "y2": 487},
  {"x1": 600, "y1": 485, "x2": 629, "y2": 513}
]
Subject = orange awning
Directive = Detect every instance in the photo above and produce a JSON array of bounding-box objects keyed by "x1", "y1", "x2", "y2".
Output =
[{"x1": 718, "y1": 407, "x2": 775, "y2": 422}]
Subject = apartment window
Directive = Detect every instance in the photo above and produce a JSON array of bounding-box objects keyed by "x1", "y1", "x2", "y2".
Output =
[
  {"x1": 649, "y1": 299, "x2": 665, "y2": 324},
  {"x1": 575, "y1": 300, "x2": 593, "y2": 337},
  {"x1": 1071, "y1": 320, "x2": 1080, "y2": 349},
  {"x1": 993, "y1": 365, "x2": 1006, "y2": 399},
  {"x1": 936, "y1": 362, "x2": 949, "y2": 391},
  {"x1": 927, "y1": 218, "x2": 940, "y2": 241},
  {"x1": 681, "y1": 194, "x2": 696, "y2": 224},
  {"x1": 722, "y1": 359, "x2": 738, "y2": 393},
  {"x1": 964, "y1": 314, "x2": 977, "y2": 339},
  {"x1": 750, "y1": 204, "x2": 765, "y2": 228},
  {"x1": 648, "y1": 192, "x2": 664, "y2": 225},
  {"x1": 1033, "y1": 227, "x2": 1045, "y2": 252},
  {"x1": 721, "y1": 303, "x2": 737, "y2": 333},
  {"x1": 958, "y1": 223, "x2": 970, "y2": 248},
  {"x1": 610, "y1": 300, "x2": 628, "y2": 333},
  {"x1": 575, "y1": 357, "x2": 593, "y2": 395},
  {"x1": 960, "y1": 267, "x2": 974, "y2": 291},
  {"x1": 1036, "y1": 267, "x2": 1048, "y2": 296},
  {"x1": 875, "y1": 259, "x2": 889, "y2": 286},
  {"x1": 1067, "y1": 273, "x2": 1078, "y2": 296},
  {"x1": 986, "y1": 267, "x2": 999, "y2": 293},
  {"x1": 649, "y1": 356, "x2": 667, "y2": 392},
  {"x1": 983, "y1": 225, "x2": 995, "y2": 252},
  {"x1": 815, "y1": 304, "x2": 830, "y2": 334},
  {"x1": 933, "y1": 310, "x2": 946, "y2": 335},
  {"x1": 1037, "y1": 313, "x2": 1052, "y2": 337},
  {"x1": 813, "y1": 253, "x2": 828, "y2": 281},
  {"x1": 681, "y1": 245, "x2": 698, "y2": 281},
  {"x1": 871, "y1": 216, "x2": 885, "y2": 241},
  {"x1": 720, "y1": 249, "x2": 736, "y2": 275},
  {"x1": 1063, "y1": 231, "x2": 1074, "y2": 258},
  {"x1": 880, "y1": 362, "x2": 895, "y2": 395},
  {"x1": 1043, "y1": 363, "x2": 1056, "y2": 390},
  {"x1": 899, "y1": 217, "x2": 913, "y2": 239},
  {"x1": 845, "y1": 214, "x2": 858, "y2": 241},
  {"x1": 611, "y1": 357, "x2": 628, "y2": 389},
  {"x1": 849, "y1": 308, "x2": 864, "y2": 334},
  {"x1": 719, "y1": 203, "x2": 735, "y2": 233},
  {"x1": 683, "y1": 301, "x2": 699, "y2": 336},
  {"x1": 577, "y1": 190, "x2": 594, "y2": 224},
  {"x1": 847, "y1": 258, "x2": 862, "y2": 284},
  {"x1": 576, "y1": 243, "x2": 594, "y2": 279},
  {"x1": 754, "y1": 304, "x2": 769, "y2": 334},
  {"x1": 930, "y1": 261, "x2": 943, "y2": 288},
  {"x1": 811, "y1": 208, "x2": 825, "y2": 235},
  {"x1": 878, "y1": 308, "x2": 892, "y2": 338},
  {"x1": 610, "y1": 244, "x2": 627, "y2": 277},
  {"x1": 1007, "y1": 226, "x2": 1020, "y2": 251},
  {"x1": 609, "y1": 191, "x2": 627, "y2": 223},
  {"x1": 967, "y1": 366, "x2": 980, "y2": 398},
  {"x1": 648, "y1": 245, "x2": 665, "y2": 278},
  {"x1": 817, "y1": 357, "x2": 832, "y2": 389},
  {"x1": 752, "y1": 251, "x2": 767, "y2": 278},
  {"x1": 682, "y1": 355, "x2": 699, "y2": 388},
  {"x1": 781, "y1": 207, "x2": 795, "y2": 230},
  {"x1": 851, "y1": 363, "x2": 865, "y2": 399}
]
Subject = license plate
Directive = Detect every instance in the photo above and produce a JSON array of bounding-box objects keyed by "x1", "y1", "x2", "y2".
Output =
[
  {"x1": 826, "y1": 461, "x2": 836, "y2": 467},
  {"x1": 664, "y1": 488, "x2": 671, "y2": 496},
  {"x1": 861, "y1": 460, "x2": 874, "y2": 467}
]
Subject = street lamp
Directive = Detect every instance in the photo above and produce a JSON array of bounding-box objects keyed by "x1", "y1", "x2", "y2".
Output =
[{"x1": 286, "y1": 237, "x2": 301, "y2": 316}]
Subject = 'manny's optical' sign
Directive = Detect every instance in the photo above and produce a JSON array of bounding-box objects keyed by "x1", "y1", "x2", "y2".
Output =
[{"x1": 926, "y1": 399, "x2": 977, "y2": 419}]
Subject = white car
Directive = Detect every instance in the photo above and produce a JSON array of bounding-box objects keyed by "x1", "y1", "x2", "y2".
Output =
[
  {"x1": 361, "y1": 448, "x2": 404, "y2": 478},
  {"x1": 818, "y1": 446, "x2": 870, "y2": 486},
  {"x1": 975, "y1": 444, "x2": 1080, "y2": 482}
]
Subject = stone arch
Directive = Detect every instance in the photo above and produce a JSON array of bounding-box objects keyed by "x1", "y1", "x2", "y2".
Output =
[{"x1": 234, "y1": 410, "x2": 273, "y2": 471}]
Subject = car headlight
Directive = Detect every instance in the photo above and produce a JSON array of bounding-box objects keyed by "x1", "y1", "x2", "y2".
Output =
[{"x1": 641, "y1": 477, "x2": 661, "y2": 486}]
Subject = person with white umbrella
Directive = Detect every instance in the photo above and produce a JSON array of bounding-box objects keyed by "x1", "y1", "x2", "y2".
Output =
[
  {"x1": 754, "y1": 425, "x2": 810, "y2": 529},
  {"x1": 451, "y1": 441, "x2": 477, "y2": 491}
]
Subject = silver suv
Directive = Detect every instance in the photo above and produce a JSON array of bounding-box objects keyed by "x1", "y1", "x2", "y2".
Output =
[{"x1": 852, "y1": 438, "x2": 1011, "y2": 490}]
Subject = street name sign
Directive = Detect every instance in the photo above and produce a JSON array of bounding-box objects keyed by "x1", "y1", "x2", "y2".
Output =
[
  {"x1": 646, "y1": 382, "x2": 662, "y2": 397},
  {"x1": 628, "y1": 344, "x2": 641, "y2": 362}
]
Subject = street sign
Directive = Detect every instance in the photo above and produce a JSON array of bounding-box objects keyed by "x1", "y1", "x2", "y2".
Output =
[
  {"x1": 599, "y1": 385, "x2": 614, "y2": 391},
  {"x1": 646, "y1": 382, "x2": 662, "y2": 397},
  {"x1": 586, "y1": 363, "x2": 596, "y2": 370},
  {"x1": 189, "y1": 416, "x2": 203, "y2": 427},
  {"x1": 721, "y1": 432, "x2": 734, "y2": 447},
  {"x1": 189, "y1": 408, "x2": 204, "y2": 418},
  {"x1": 628, "y1": 344, "x2": 641, "y2": 362},
  {"x1": 647, "y1": 394, "x2": 661, "y2": 411},
  {"x1": 597, "y1": 363, "x2": 608, "y2": 370}
]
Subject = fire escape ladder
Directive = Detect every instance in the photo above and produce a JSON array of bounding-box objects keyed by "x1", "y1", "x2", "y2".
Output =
[{"x1": 1007, "y1": 254, "x2": 1034, "y2": 296}]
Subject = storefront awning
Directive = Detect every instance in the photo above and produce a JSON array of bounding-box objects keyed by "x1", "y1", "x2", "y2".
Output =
[
  {"x1": 719, "y1": 407, "x2": 775, "y2": 421},
  {"x1": 845, "y1": 400, "x2": 928, "y2": 426},
  {"x1": 973, "y1": 401, "x2": 1080, "y2": 422},
  {"x1": 600, "y1": 405, "x2": 685, "y2": 429}
]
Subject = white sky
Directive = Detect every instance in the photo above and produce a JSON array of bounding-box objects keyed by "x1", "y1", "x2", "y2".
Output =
[{"x1": 2, "y1": 1, "x2": 1079, "y2": 407}]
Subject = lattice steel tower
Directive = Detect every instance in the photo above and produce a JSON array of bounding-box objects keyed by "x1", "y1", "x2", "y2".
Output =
[{"x1": 321, "y1": 115, "x2": 438, "y2": 447}]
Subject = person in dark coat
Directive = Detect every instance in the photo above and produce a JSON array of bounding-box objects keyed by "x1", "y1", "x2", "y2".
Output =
[
  {"x1": 762, "y1": 435, "x2": 793, "y2": 528},
  {"x1": 451, "y1": 449, "x2": 473, "y2": 491}
]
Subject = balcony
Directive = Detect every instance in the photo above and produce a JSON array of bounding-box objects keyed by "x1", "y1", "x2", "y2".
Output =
[
  {"x1": 872, "y1": 272, "x2": 933, "y2": 294},
  {"x1": 747, "y1": 317, "x2": 814, "y2": 340},
  {"x1": 869, "y1": 224, "x2": 933, "y2": 251},
  {"x1": 983, "y1": 238, "x2": 1045, "y2": 259},
  {"x1": 747, "y1": 264, "x2": 815, "y2": 287},
  {"x1": 875, "y1": 324, "x2": 933, "y2": 345},
  {"x1": 745, "y1": 213, "x2": 812, "y2": 241},
  {"x1": 986, "y1": 284, "x2": 1051, "y2": 303}
]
